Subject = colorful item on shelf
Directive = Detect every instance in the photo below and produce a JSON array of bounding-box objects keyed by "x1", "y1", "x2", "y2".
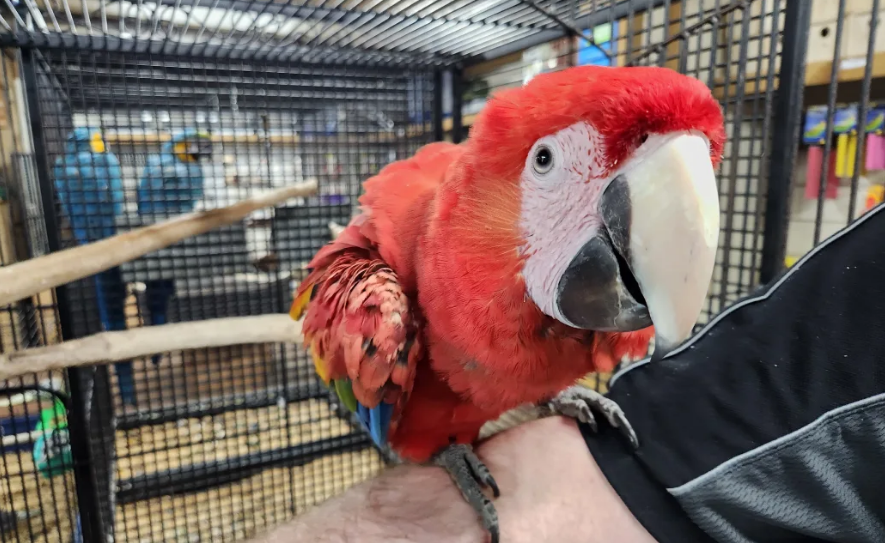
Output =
[
  {"x1": 805, "y1": 146, "x2": 839, "y2": 200},
  {"x1": 866, "y1": 134, "x2": 885, "y2": 171},
  {"x1": 865, "y1": 108, "x2": 884, "y2": 133},
  {"x1": 835, "y1": 133, "x2": 857, "y2": 178},
  {"x1": 803, "y1": 106, "x2": 828, "y2": 145},
  {"x1": 832, "y1": 106, "x2": 857, "y2": 186},
  {"x1": 832, "y1": 105, "x2": 858, "y2": 135},
  {"x1": 804, "y1": 106, "x2": 834, "y2": 200},
  {"x1": 865, "y1": 108, "x2": 885, "y2": 171},
  {"x1": 865, "y1": 185, "x2": 885, "y2": 212}
]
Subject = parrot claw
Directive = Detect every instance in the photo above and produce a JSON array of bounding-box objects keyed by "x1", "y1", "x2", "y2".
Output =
[
  {"x1": 434, "y1": 444, "x2": 500, "y2": 543},
  {"x1": 546, "y1": 386, "x2": 639, "y2": 449}
]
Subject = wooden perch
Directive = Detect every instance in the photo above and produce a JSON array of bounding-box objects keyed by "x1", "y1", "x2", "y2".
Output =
[
  {"x1": 0, "y1": 180, "x2": 318, "y2": 307},
  {"x1": 0, "y1": 314, "x2": 303, "y2": 381},
  {"x1": 478, "y1": 378, "x2": 609, "y2": 439},
  {"x1": 479, "y1": 405, "x2": 544, "y2": 440}
]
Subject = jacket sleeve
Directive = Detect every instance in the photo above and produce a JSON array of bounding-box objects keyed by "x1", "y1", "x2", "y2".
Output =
[{"x1": 585, "y1": 203, "x2": 885, "y2": 543}]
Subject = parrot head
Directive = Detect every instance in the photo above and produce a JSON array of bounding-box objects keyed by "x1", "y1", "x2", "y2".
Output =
[
  {"x1": 68, "y1": 127, "x2": 108, "y2": 154},
  {"x1": 461, "y1": 66, "x2": 725, "y2": 361},
  {"x1": 170, "y1": 130, "x2": 213, "y2": 163}
]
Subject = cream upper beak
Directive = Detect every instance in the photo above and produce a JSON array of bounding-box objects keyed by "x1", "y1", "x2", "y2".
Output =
[{"x1": 614, "y1": 132, "x2": 720, "y2": 359}]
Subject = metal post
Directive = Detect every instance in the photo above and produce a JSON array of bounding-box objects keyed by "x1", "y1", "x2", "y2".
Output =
[
  {"x1": 451, "y1": 67, "x2": 464, "y2": 144},
  {"x1": 432, "y1": 70, "x2": 444, "y2": 142},
  {"x1": 847, "y1": 0, "x2": 879, "y2": 220},
  {"x1": 18, "y1": 48, "x2": 107, "y2": 543},
  {"x1": 759, "y1": 0, "x2": 811, "y2": 285}
]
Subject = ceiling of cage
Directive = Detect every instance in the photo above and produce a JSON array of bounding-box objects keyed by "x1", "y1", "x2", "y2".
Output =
[
  {"x1": 1, "y1": 0, "x2": 628, "y2": 65},
  {"x1": 38, "y1": 49, "x2": 436, "y2": 111}
]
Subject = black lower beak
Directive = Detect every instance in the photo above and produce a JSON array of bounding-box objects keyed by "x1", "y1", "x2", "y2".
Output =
[
  {"x1": 649, "y1": 339, "x2": 678, "y2": 363},
  {"x1": 193, "y1": 141, "x2": 214, "y2": 157},
  {"x1": 555, "y1": 233, "x2": 651, "y2": 333},
  {"x1": 555, "y1": 176, "x2": 651, "y2": 333}
]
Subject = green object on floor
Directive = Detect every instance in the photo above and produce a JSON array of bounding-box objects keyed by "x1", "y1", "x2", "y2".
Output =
[{"x1": 32, "y1": 398, "x2": 72, "y2": 479}]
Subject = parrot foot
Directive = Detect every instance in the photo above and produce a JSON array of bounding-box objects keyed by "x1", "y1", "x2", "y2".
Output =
[
  {"x1": 434, "y1": 444, "x2": 500, "y2": 543},
  {"x1": 545, "y1": 385, "x2": 639, "y2": 449}
]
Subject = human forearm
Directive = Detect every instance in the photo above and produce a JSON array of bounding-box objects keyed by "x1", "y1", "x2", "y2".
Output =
[
  {"x1": 251, "y1": 463, "x2": 484, "y2": 543},
  {"x1": 249, "y1": 417, "x2": 656, "y2": 543}
]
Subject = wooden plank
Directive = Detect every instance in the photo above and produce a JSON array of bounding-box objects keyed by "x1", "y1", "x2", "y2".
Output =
[
  {"x1": 616, "y1": 11, "x2": 647, "y2": 67},
  {"x1": 711, "y1": 51, "x2": 885, "y2": 98},
  {"x1": 443, "y1": 114, "x2": 477, "y2": 132},
  {"x1": 805, "y1": 51, "x2": 885, "y2": 87},
  {"x1": 464, "y1": 51, "x2": 523, "y2": 79},
  {"x1": 105, "y1": 133, "x2": 302, "y2": 145},
  {"x1": 106, "y1": 130, "x2": 448, "y2": 146},
  {"x1": 664, "y1": 1, "x2": 684, "y2": 71},
  {"x1": 712, "y1": 77, "x2": 774, "y2": 100}
]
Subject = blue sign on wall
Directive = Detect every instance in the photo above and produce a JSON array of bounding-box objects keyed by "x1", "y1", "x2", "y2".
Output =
[{"x1": 577, "y1": 23, "x2": 617, "y2": 67}]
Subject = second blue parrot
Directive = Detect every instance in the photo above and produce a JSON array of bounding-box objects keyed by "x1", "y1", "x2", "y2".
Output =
[{"x1": 137, "y1": 130, "x2": 213, "y2": 364}]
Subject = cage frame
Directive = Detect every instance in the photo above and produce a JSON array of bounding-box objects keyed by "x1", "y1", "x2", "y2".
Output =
[{"x1": 0, "y1": 0, "x2": 875, "y2": 542}]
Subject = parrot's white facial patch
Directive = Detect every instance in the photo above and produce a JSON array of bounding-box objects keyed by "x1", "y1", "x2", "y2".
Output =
[{"x1": 519, "y1": 121, "x2": 609, "y2": 323}]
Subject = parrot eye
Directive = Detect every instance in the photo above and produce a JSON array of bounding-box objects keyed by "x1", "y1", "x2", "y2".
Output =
[{"x1": 533, "y1": 145, "x2": 554, "y2": 174}]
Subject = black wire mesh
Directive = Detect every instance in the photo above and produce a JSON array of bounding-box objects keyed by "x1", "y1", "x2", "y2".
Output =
[
  {"x1": 0, "y1": 47, "x2": 79, "y2": 543},
  {"x1": 782, "y1": 0, "x2": 881, "y2": 270},
  {"x1": 0, "y1": 39, "x2": 434, "y2": 540},
  {"x1": 49, "y1": 51, "x2": 431, "y2": 541},
  {"x1": 0, "y1": 0, "x2": 639, "y2": 65},
  {"x1": 0, "y1": 0, "x2": 877, "y2": 541}
]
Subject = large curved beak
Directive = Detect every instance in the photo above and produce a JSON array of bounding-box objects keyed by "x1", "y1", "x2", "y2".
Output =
[{"x1": 555, "y1": 133, "x2": 720, "y2": 361}]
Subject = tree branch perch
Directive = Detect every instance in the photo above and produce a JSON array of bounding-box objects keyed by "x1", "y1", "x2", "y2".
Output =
[
  {"x1": 0, "y1": 314, "x2": 303, "y2": 381},
  {"x1": 0, "y1": 180, "x2": 318, "y2": 307}
]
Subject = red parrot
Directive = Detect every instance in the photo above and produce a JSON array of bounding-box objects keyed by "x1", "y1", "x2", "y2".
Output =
[{"x1": 291, "y1": 65, "x2": 725, "y2": 541}]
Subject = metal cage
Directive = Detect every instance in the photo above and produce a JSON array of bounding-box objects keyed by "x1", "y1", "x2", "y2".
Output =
[{"x1": 0, "y1": 0, "x2": 877, "y2": 542}]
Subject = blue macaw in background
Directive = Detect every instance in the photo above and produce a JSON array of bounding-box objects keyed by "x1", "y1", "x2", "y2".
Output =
[
  {"x1": 53, "y1": 128, "x2": 135, "y2": 405},
  {"x1": 137, "y1": 129, "x2": 213, "y2": 364}
]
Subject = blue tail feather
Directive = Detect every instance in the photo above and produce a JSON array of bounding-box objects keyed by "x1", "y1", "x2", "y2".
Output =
[
  {"x1": 355, "y1": 401, "x2": 394, "y2": 449},
  {"x1": 372, "y1": 403, "x2": 393, "y2": 447},
  {"x1": 369, "y1": 405, "x2": 383, "y2": 446},
  {"x1": 357, "y1": 404, "x2": 371, "y2": 434}
]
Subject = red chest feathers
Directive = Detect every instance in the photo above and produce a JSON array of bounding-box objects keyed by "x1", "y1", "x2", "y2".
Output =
[{"x1": 426, "y1": 313, "x2": 602, "y2": 412}]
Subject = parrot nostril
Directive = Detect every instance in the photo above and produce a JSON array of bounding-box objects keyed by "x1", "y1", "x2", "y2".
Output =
[{"x1": 638, "y1": 134, "x2": 649, "y2": 147}]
